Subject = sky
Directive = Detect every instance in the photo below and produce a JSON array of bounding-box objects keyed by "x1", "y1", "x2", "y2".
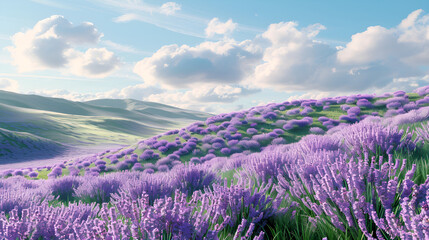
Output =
[{"x1": 0, "y1": 0, "x2": 428, "y2": 113}]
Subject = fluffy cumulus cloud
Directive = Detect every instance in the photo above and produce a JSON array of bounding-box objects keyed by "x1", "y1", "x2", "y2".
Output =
[
  {"x1": 7, "y1": 15, "x2": 120, "y2": 77},
  {"x1": 67, "y1": 48, "x2": 120, "y2": 78},
  {"x1": 133, "y1": 40, "x2": 262, "y2": 89},
  {"x1": 338, "y1": 9, "x2": 429, "y2": 66},
  {"x1": 249, "y1": 21, "x2": 344, "y2": 91},
  {"x1": 205, "y1": 18, "x2": 237, "y2": 37},
  {"x1": 0, "y1": 78, "x2": 19, "y2": 92},
  {"x1": 160, "y1": 2, "x2": 181, "y2": 15},
  {"x1": 248, "y1": 11, "x2": 429, "y2": 92}
]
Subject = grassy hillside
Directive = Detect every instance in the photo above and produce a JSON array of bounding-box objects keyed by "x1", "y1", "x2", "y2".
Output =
[
  {"x1": 0, "y1": 90, "x2": 211, "y2": 162},
  {"x1": 2, "y1": 86, "x2": 429, "y2": 239}
]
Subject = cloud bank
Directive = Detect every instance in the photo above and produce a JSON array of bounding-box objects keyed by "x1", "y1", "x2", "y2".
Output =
[{"x1": 134, "y1": 9, "x2": 429, "y2": 94}]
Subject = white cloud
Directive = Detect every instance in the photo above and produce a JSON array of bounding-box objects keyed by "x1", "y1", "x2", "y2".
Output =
[
  {"x1": 160, "y1": 2, "x2": 181, "y2": 15},
  {"x1": 113, "y1": 13, "x2": 140, "y2": 23},
  {"x1": 133, "y1": 40, "x2": 262, "y2": 89},
  {"x1": 30, "y1": 89, "x2": 97, "y2": 101},
  {"x1": 30, "y1": 83, "x2": 164, "y2": 102},
  {"x1": 398, "y1": 9, "x2": 424, "y2": 30},
  {"x1": 337, "y1": 26, "x2": 404, "y2": 65},
  {"x1": 100, "y1": 84, "x2": 164, "y2": 100},
  {"x1": 0, "y1": 78, "x2": 19, "y2": 92},
  {"x1": 145, "y1": 84, "x2": 258, "y2": 112},
  {"x1": 205, "y1": 18, "x2": 237, "y2": 37},
  {"x1": 68, "y1": 48, "x2": 120, "y2": 78},
  {"x1": 250, "y1": 22, "x2": 334, "y2": 89},
  {"x1": 6, "y1": 15, "x2": 120, "y2": 77},
  {"x1": 248, "y1": 10, "x2": 429, "y2": 92},
  {"x1": 338, "y1": 9, "x2": 429, "y2": 66}
]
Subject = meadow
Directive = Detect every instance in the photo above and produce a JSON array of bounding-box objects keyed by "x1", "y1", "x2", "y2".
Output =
[{"x1": 2, "y1": 86, "x2": 429, "y2": 239}]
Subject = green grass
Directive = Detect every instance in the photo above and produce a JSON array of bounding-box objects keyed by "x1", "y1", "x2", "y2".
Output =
[
  {"x1": 35, "y1": 169, "x2": 50, "y2": 179},
  {"x1": 407, "y1": 93, "x2": 421, "y2": 102},
  {"x1": 221, "y1": 168, "x2": 241, "y2": 187},
  {"x1": 157, "y1": 134, "x2": 180, "y2": 142},
  {"x1": 309, "y1": 105, "x2": 345, "y2": 120}
]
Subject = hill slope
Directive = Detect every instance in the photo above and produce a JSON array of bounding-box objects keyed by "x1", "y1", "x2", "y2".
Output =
[{"x1": 0, "y1": 90, "x2": 211, "y2": 163}]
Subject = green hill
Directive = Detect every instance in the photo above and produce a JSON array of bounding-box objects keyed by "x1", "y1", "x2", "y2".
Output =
[{"x1": 0, "y1": 90, "x2": 211, "y2": 162}]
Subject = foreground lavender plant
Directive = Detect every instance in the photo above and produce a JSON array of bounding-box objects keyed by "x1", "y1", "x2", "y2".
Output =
[
  {"x1": 334, "y1": 119, "x2": 417, "y2": 156},
  {"x1": 277, "y1": 153, "x2": 429, "y2": 239}
]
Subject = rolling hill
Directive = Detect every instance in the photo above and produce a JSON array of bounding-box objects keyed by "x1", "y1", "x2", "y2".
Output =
[{"x1": 0, "y1": 90, "x2": 211, "y2": 164}]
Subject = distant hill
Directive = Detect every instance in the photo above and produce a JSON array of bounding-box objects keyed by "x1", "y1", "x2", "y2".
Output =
[
  {"x1": 0, "y1": 90, "x2": 211, "y2": 163},
  {"x1": 84, "y1": 98, "x2": 209, "y2": 122}
]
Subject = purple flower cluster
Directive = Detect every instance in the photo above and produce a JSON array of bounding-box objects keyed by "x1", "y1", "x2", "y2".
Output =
[
  {"x1": 415, "y1": 85, "x2": 429, "y2": 96},
  {"x1": 337, "y1": 119, "x2": 416, "y2": 156},
  {"x1": 139, "y1": 149, "x2": 160, "y2": 161},
  {"x1": 356, "y1": 98, "x2": 373, "y2": 108},
  {"x1": 318, "y1": 116, "x2": 340, "y2": 129},
  {"x1": 283, "y1": 117, "x2": 313, "y2": 130}
]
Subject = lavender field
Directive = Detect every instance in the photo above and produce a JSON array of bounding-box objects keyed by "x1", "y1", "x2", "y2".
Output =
[{"x1": 2, "y1": 86, "x2": 429, "y2": 239}]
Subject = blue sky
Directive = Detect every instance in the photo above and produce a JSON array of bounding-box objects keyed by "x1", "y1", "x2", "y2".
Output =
[{"x1": 0, "y1": 0, "x2": 428, "y2": 113}]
